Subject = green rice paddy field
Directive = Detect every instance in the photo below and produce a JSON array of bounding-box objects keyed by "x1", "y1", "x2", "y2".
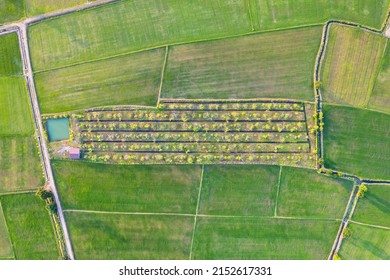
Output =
[
  {"x1": 0, "y1": 193, "x2": 60, "y2": 259},
  {"x1": 57, "y1": 161, "x2": 352, "y2": 259},
  {"x1": 0, "y1": 202, "x2": 13, "y2": 259},
  {"x1": 323, "y1": 105, "x2": 390, "y2": 180},
  {"x1": 28, "y1": 0, "x2": 390, "y2": 72},
  {"x1": 321, "y1": 25, "x2": 387, "y2": 108}
]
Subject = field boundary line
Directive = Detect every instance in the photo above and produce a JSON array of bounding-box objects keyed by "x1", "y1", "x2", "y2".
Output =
[
  {"x1": 274, "y1": 166, "x2": 282, "y2": 217},
  {"x1": 157, "y1": 46, "x2": 169, "y2": 106},
  {"x1": 0, "y1": 189, "x2": 36, "y2": 197},
  {"x1": 348, "y1": 220, "x2": 390, "y2": 230},
  {"x1": 0, "y1": 201, "x2": 16, "y2": 259},
  {"x1": 160, "y1": 97, "x2": 308, "y2": 103},
  {"x1": 321, "y1": 101, "x2": 390, "y2": 116},
  {"x1": 63, "y1": 209, "x2": 194, "y2": 217},
  {"x1": 189, "y1": 165, "x2": 204, "y2": 260},
  {"x1": 246, "y1": 0, "x2": 255, "y2": 31}
]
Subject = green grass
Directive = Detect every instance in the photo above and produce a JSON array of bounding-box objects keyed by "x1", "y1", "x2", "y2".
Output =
[
  {"x1": 323, "y1": 105, "x2": 390, "y2": 180},
  {"x1": 321, "y1": 25, "x2": 387, "y2": 107},
  {"x1": 0, "y1": 33, "x2": 23, "y2": 76},
  {"x1": 0, "y1": 77, "x2": 34, "y2": 135},
  {"x1": 0, "y1": 136, "x2": 44, "y2": 194},
  {"x1": 53, "y1": 160, "x2": 201, "y2": 214},
  {"x1": 25, "y1": 0, "x2": 86, "y2": 16},
  {"x1": 0, "y1": 0, "x2": 25, "y2": 25},
  {"x1": 0, "y1": 202, "x2": 13, "y2": 259},
  {"x1": 28, "y1": 0, "x2": 251, "y2": 71},
  {"x1": 249, "y1": 0, "x2": 390, "y2": 31},
  {"x1": 369, "y1": 42, "x2": 390, "y2": 114},
  {"x1": 199, "y1": 165, "x2": 279, "y2": 216},
  {"x1": 339, "y1": 223, "x2": 390, "y2": 259},
  {"x1": 353, "y1": 185, "x2": 390, "y2": 227},
  {"x1": 35, "y1": 48, "x2": 165, "y2": 113},
  {"x1": 162, "y1": 26, "x2": 322, "y2": 100},
  {"x1": 0, "y1": 194, "x2": 60, "y2": 259},
  {"x1": 65, "y1": 212, "x2": 193, "y2": 259},
  {"x1": 192, "y1": 217, "x2": 339, "y2": 259},
  {"x1": 277, "y1": 167, "x2": 353, "y2": 218}
]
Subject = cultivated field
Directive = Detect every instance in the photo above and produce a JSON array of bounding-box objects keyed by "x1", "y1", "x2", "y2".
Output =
[
  {"x1": 369, "y1": 44, "x2": 390, "y2": 114},
  {"x1": 323, "y1": 105, "x2": 390, "y2": 180},
  {"x1": 352, "y1": 185, "x2": 390, "y2": 227},
  {"x1": 0, "y1": 33, "x2": 23, "y2": 76},
  {"x1": 192, "y1": 217, "x2": 339, "y2": 259},
  {"x1": 25, "y1": 0, "x2": 86, "y2": 16},
  {"x1": 162, "y1": 26, "x2": 321, "y2": 100},
  {"x1": 65, "y1": 212, "x2": 194, "y2": 260},
  {"x1": 73, "y1": 100, "x2": 316, "y2": 167},
  {"x1": 0, "y1": 202, "x2": 13, "y2": 259},
  {"x1": 53, "y1": 160, "x2": 201, "y2": 213},
  {"x1": 338, "y1": 223, "x2": 390, "y2": 259},
  {"x1": 28, "y1": 0, "x2": 390, "y2": 72},
  {"x1": 0, "y1": 0, "x2": 24, "y2": 25},
  {"x1": 199, "y1": 165, "x2": 279, "y2": 216},
  {"x1": 249, "y1": 0, "x2": 390, "y2": 31},
  {"x1": 321, "y1": 25, "x2": 387, "y2": 107},
  {"x1": 35, "y1": 48, "x2": 165, "y2": 113},
  {"x1": 0, "y1": 194, "x2": 60, "y2": 259},
  {"x1": 277, "y1": 167, "x2": 352, "y2": 219}
]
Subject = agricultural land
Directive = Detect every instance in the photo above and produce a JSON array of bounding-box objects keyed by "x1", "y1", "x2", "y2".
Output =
[{"x1": 0, "y1": 0, "x2": 389, "y2": 261}]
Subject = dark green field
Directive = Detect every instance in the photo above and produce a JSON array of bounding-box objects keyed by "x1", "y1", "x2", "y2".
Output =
[
  {"x1": 277, "y1": 167, "x2": 352, "y2": 218},
  {"x1": 53, "y1": 160, "x2": 201, "y2": 214},
  {"x1": 199, "y1": 165, "x2": 279, "y2": 216},
  {"x1": 352, "y1": 185, "x2": 390, "y2": 227},
  {"x1": 0, "y1": 194, "x2": 60, "y2": 259},
  {"x1": 339, "y1": 223, "x2": 390, "y2": 259},
  {"x1": 0, "y1": 202, "x2": 13, "y2": 259},
  {"x1": 192, "y1": 217, "x2": 339, "y2": 260},
  {"x1": 65, "y1": 212, "x2": 194, "y2": 260},
  {"x1": 323, "y1": 105, "x2": 390, "y2": 180},
  {"x1": 0, "y1": 33, "x2": 23, "y2": 76}
]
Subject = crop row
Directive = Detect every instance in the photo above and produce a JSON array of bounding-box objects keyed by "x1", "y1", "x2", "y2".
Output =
[
  {"x1": 80, "y1": 131, "x2": 309, "y2": 143},
  {"x1": 78, "y1": 120, "x2": 307, "y2": 133},
  {"x1": 158, "y1": 101, "x2": 305, "y2": 111},
  {"x1": 82, "y1": 151, "x2": 315, "y2": 165},
  {"x1": 81, "y1": 141, "x2": 310, "y2": 154},
  {"x1": 81, "y1": 109, "x2": 305, "y2": 122}
]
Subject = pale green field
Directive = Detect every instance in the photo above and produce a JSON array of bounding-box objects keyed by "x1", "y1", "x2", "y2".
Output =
[
  {"x1": 199, "y1": 165, "x2": 279, "y2": 216},
  {"x1": 0, "y1": 202, "x2": 13, "y2": 259},
  {"x1": 369, "y1": 43, "x2": 390, "y2": 114},
  {"x1": 322, "y1": 25, "x2": 387, "y2": 107},
  {"x1": 277, "y1": 167, "x2": 352, "y2": 219},
  {"x1": 192, "y1": 217, "x2": 339, "y2": 259},
  {"x1": 339, "y1": 223, "x2": 390, "y2": 259},
  {"x1": 162, "y1": 26, "x2": 322, "y2": 100},
  {"x1": 1, "y1": 194, "x2": 60, "y2": 259},
  {"x1": 35, "y1": 48, "x2": 165, "y2": 113},
  {"x1": 0, "y1": 0, "x2": 25, "y2": 25},
  {"x1": 353, "y1": 185, "x2": 390, "y2": 227},
  {"x1": 25, "y1": 0, "x2": 87, "y2": 16},
  {"x1": 65, "y1": 212, "x2": 194, "y2": 260}
]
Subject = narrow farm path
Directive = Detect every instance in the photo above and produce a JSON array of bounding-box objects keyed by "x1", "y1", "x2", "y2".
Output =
[
  {"x1": 349, "y1": 220, "x2": 390, "y2": 230},
  {"x1": 314, "y1": 13, "x2": 390, "y2": 260}
]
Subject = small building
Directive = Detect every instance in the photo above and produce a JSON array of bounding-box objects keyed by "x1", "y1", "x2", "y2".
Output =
[{"x1": 69, "y1": 148, "x2": 80, "y2": 159}]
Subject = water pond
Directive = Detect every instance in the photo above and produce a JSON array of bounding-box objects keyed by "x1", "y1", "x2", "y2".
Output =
[{"x1": 46, "y1": 118, "x2": 70, "y2": 142}]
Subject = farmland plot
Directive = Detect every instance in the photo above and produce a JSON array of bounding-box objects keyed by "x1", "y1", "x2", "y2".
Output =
[
  {"x1": 321, "y1": 25, "x2": 387, "y2": 107},
  {"x1": 72, "y1": 100, "x2": 316, "y2": 167},
  {"x1": 35, "y1": 48, "x2": 166, "y2": 113},
  {"x1": 162, "y1": 26, "x2": 322, "y2": 100},
  {"x1": 0, "y1": 33, "x2": 23, "y2": 76},
  {"x1": 0, "y1": 0, "x2": 25, "y2": 25},
  {"x1": 323, "y1": 105, "x2": 390, "y2": 180},
  {"x1": 25, "y1": 0, "x2": 86, "y2": 16},
  {"x1": 0, "y1": 202, "x2": 13, "y2": 259}
]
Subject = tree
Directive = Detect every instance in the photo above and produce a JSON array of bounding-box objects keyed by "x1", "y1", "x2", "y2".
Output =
[{"x1": 358, "y1": 184, "x2": 368, "y2": 198}]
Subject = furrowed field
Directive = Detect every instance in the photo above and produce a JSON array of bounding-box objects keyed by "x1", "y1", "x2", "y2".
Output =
[
  {"x1": 35, "y1": 48, "x2": 165, "y2": 113},
  {"x1": 57, "y1": 163, "x2": 352, "y2": 259},
  {"x1": 0, "y1": 33, "x2": 43, "y2": 194},
  {"x1": 162, "y1": 26, "x2": 322, "y2": 100},
  {"x1": 321, "y1": 25, "x2": 387, "y2": 107},
  {"x1": 28, "y1": 0, "x2": 390, "y2": 72},
  {"x1": 0, "y1": 194, "x2": 60, "y2": 259},
  {"x1": 323, "y1": 105, "x2": 390, "y2": 180},
  {"x1": 369, "y1": 43, "x2": 390, "y2": 114},
  {"x1": 338, "y1": 223, "x2": 390, "y2": 259}
]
